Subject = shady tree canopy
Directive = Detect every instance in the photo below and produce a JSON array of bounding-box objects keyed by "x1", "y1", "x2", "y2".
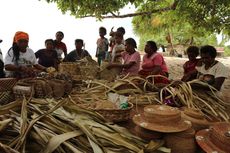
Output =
[{"x1": 43, "y1": 0, "x2": 230, "y2": 34}]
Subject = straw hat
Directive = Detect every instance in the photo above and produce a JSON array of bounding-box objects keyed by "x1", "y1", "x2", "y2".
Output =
[
  {"x1": 133, "y1": 105, "x2": 191, "y2": 133},
  {"x1": 182, "y1": 108, "x2": 213, "y2": 131},
  {"x1": 196, "y1": 122, "x2": 230, "y2": 153}
]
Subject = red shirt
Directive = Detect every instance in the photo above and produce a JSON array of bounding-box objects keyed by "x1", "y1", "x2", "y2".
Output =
[
  {"x1": 142, "y1": 52, "x2": 168, "y2": 73},
  {"x1": 183, "y1": 59, "x2": 199, "y2": 74},
  {"x1": 54, "y1": 41, "x2": 67, "y2": 59}
]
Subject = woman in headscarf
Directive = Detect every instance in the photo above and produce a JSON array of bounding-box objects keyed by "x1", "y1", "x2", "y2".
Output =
[
  {"x1": 139, "y1": 41, "x2": 169, "y2": 84},
  {"x1": 4, "y1": 31, "x2": 47, "y2": 79}
]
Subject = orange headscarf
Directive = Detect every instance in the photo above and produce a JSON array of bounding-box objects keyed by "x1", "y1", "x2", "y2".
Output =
[{"x1": 13, "y1": 31, "x2": 29, "y2": 43}]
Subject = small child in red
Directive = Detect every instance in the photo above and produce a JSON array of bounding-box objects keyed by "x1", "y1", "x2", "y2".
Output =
[{"x1": 181, "y1": 46, "x2": 201, "y2": 81}]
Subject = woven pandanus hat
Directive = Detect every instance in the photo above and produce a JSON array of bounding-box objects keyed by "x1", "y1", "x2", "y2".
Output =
[
  {"x1": 182, "y1": 108, "x2": 214, "y2": 131},
  {"x1": 196, "y1": 122, "x2": 230, "y2": 153},
  {"x1": 133, "y1": 105, "x2": 191, "y2": 133}
]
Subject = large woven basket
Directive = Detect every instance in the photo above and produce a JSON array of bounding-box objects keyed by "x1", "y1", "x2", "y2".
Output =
[
  {"x1": 164, "y1": 128, "x2": 197, "y2": 153},
  {"x1": 58, "y1": 62, "x2": 80, "y2": 75},
  {"x1": 95, "y1": 102, "x2": 133, "y2": 122},
  {"x1": 0, "y1": 78, "x2": 17, "y2": 92}
]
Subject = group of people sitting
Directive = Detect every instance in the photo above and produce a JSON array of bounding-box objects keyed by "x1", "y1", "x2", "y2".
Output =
[{"x1": 0, "y1": 28, "x2": 228, "y2": 92}]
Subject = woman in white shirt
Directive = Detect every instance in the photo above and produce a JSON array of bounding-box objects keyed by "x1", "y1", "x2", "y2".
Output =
[
  {"x1": 196, "y1": 45, "x2": 228, "y2": 91},
  {"x1": 4, "y1": 31, "x2": 46, "y2": 79}
]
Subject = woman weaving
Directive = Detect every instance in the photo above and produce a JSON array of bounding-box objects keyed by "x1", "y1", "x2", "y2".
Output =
[{"x1": 4, "y1": 31, "x2": 46, "y2": 79}]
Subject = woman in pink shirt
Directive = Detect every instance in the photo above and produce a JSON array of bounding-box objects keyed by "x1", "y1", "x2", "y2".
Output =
[
  {"x1": 107, "y1": 38, "x2": 140, "y2": 76},
  {"x1": 139, "y1": 41, "x2": 169, "y2": 84}
]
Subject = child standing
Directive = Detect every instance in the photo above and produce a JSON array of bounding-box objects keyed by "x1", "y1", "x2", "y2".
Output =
[
  {"x1": 96, "y1": 27, "x2": 109, "y2": 66},
  {"x1": 109, "y1": 27, "x2": 126, "y2": 57},
  {"x1": 111, "y1": 32, "x2": 125, "y2": 63},
  {"x1": 54, "y1": 31, "x2": 67, "y2": 61}
]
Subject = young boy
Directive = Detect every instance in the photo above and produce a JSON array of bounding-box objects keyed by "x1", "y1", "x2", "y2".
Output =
[
  {"x1": 96, "y1": 27, "x2": 109, "y2": 66},
  {"x1": 109, "y1": 27, "x2": 126, "y2": 57}
]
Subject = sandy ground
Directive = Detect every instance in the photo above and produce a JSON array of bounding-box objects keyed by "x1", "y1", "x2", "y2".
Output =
[{"x1": 165, "y1": 56, "x2": 230, "y2": 91}]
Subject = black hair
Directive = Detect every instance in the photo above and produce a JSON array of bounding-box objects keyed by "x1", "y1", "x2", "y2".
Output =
[
  {"x1": 115, "y1": 31, "x2": 123, "y2": 38},
  {"x1": 147, "y1": 41, "x2": 157, "y2": 52},
  {"x1": 117, "y1": 27, "x2": 125, "y2": 35},
  {"x1": 45, "y1": 39, "x2": 54, "y2": 45},
  {"x1": 187, "y1": 46, "x2": 199, "y2": 57},
  {"x1": 7, "y1": 42, "x2": 20, "y2": 64},
  {"x1": 125, "y1": 38, "x2": 137, "y2": 48},
  {"x1": 200, "y1": 45, "x2": 217, "y2": 58},
  {"x1": 99, "y1": 27, "x2": 107, "y2": 35},
  {"x1": 56, "y1": 31, "x2": 64, "y2": 37},
  {"x1": 75, "y1": 39, "x2": 84, "y2": 45}
]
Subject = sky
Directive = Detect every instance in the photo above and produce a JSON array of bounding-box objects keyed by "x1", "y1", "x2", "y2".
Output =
[{"x1": 0, "y1": 0, "x2": 138, "y2": 58}]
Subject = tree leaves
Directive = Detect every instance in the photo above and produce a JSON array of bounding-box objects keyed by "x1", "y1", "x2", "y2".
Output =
[{"x1": 42, "y1": 0, "x2": 230, "y2": 39}]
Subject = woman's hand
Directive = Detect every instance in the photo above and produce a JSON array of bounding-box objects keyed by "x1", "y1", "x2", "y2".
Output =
[{"x1": 20, "y1": 66, "x2": 37, "y2": 77}]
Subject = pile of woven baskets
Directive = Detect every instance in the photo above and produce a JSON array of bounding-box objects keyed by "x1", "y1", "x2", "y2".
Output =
[
  {"x1": 13, "y1": 75, "x2": 72, "y2": 99},
  {"x1": 59, "y1": 57, "x2": 99, "y2": 80}
]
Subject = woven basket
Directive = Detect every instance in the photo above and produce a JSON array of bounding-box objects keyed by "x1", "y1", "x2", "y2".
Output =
[
  {"x1": 13, "y1": 85, "x2": 34, "y2": 99},
  {"x1": 99, "y1": 61, "x2": 121, "y2": 81},
  {"x1": 164, "y1": 128, "x2": 197, "y2": 153},
  {"x1": 95, "y1": 102, "x2": 133, "y2": 122},
  {"x1": 0, "y1": 91, "x2": 15, "y2": 105},
  {"x1": 0, "y1": 78, "x2": 17, "y2": 92},
  {"x1": 58, "y1": 62, "x2": 80, "y2": 75}
]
